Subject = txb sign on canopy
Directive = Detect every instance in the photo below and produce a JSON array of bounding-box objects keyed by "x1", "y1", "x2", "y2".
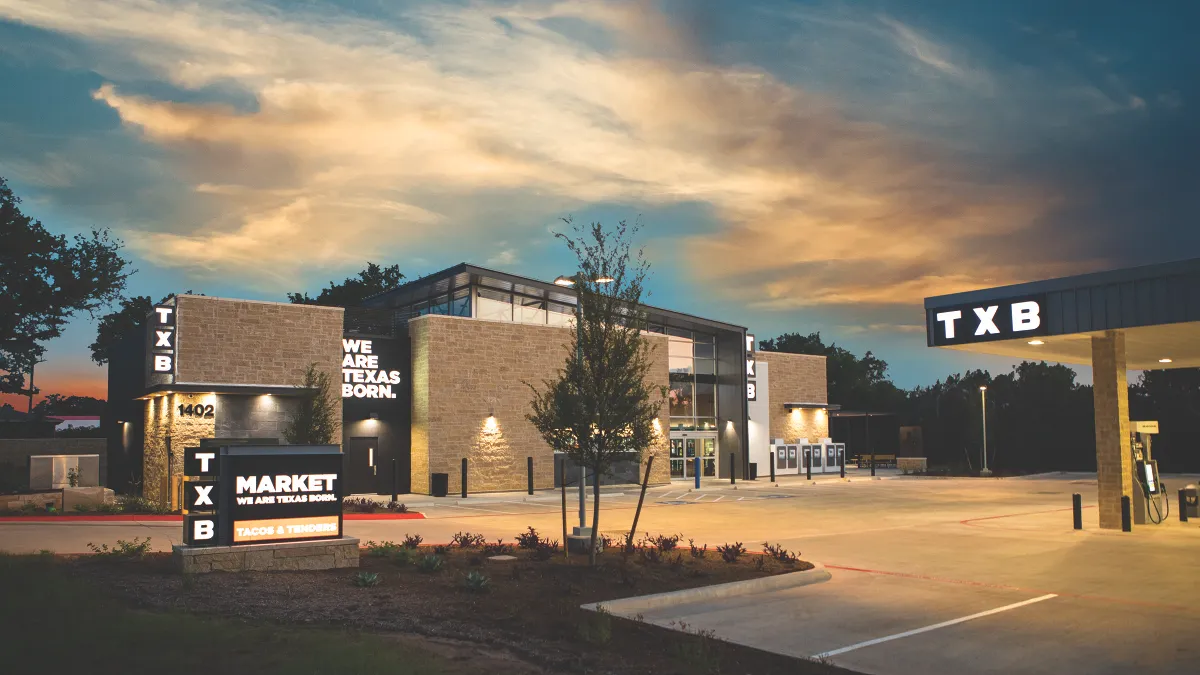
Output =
[
  {"x1": 928, "y1": 296, "x2": 1047, "y2": 347},
  {"x1": 342, "y1": 338, "x2": 402, "y2": 399}
]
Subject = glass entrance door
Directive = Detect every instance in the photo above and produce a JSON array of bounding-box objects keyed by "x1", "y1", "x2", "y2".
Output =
[{"x1": 669, "y1": 433, "x2": 718, "y2": 479}]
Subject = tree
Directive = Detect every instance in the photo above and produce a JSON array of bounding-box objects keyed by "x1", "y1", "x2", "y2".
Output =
[
  {"x1": 527, "y1": 219, "x2": 664, "y2": 566},
  {"x1": 288, "y1": 263, "x2": 405, "y2": 307},
  {"x1": 759, "y1": 332, "x2": 906, "y2": 412},
  {"x1": 90, "y1": 295, "x2": 154, "y2": 365},
  {"x1": 283, "y1": 363, "x2": 339, "y2": 444},
  {"x1": 1, "y1": 177, "x2": 132, "y2": 394},
  {"x1": 33, "y1": 393, "x2": 107, "y2": 417}
]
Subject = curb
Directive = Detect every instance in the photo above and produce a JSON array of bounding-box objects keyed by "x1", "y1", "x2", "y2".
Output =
[
  {"x1": 582, "y1": 562, "x2": 831, "y2": 614},
  {"x1": 344, "y1": 512, "x2": 425, "y2": 520},
  {"x1": 0, "y1": 512, "x2": 425, "y2": 523}
]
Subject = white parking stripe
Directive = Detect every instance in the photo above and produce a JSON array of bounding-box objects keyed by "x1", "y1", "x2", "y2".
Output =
[{"x1": 813, "y1": 594, "x2": 1058, "y2": 658}]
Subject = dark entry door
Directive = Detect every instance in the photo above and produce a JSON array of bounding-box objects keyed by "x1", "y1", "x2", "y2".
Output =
[{"x1": 346, "y1": 437, "x2": 378, "y2": 495}]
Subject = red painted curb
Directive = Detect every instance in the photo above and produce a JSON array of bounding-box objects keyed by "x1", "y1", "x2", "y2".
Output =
[
  {"x1": 0, "y1": 514, "x2": 182, "y2": 522},
  {"x1": 1, "y1": 512, "x2": 425, "y2": 523},
  {"x1": 344, "y1": 512, "x2": 425, "y2": 520}
]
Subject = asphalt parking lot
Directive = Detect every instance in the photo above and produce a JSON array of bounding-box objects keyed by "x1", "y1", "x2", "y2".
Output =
[{"x1": 3, "y1": 471, "x2": 1198, "y2": 675}]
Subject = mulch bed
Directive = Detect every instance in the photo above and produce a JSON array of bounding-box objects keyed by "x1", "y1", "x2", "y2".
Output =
[{"x1": 68, "y1": 534, "x2": 850, "y2": 675}]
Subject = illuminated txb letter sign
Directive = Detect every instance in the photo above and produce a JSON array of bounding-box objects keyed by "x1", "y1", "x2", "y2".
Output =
[
  {"x1": 148, "y1": 304, "x2": 176, "y2": 382},
  {"x1": 930, "y1": 296, "x2": 1045, "y2": 347},
  {"x1": 342, "y1": 339, "x2": 401, "y2": 398}
]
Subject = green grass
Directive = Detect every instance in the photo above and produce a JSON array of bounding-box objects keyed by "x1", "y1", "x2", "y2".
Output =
[{"x1": 0, "y1": 554, "x2": 456, "y2": 674}]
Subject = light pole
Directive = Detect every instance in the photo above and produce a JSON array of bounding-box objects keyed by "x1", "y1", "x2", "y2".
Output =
[
  {"x1": 979, "y1": 385, "x2": 991, "y2": 477},
  {"x1": 554, "y1": 273, "x2": 613, "y2": 532}
]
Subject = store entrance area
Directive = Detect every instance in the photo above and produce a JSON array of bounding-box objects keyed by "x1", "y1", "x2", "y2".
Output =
[{"x1": 669, "y1": 433, "x2": 718, "y2": 479}]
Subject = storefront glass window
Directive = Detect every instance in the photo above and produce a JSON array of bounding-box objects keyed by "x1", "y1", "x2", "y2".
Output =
[
  {"x1": 450, "y1": 289, "x2": 471, "y2": 317},
  {"x1": 476, "y1": 289, "x2": 512, "y2": 321},
  {"x1": 516, "y1": 297, "x2": 547, "y2": 324},
  {"x1": 669, "y1": 378, "x2": 693, "y2": 418}
]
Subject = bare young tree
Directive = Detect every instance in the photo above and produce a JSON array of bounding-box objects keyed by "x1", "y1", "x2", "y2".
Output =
[
  {"x1": 527, "y1": 218, "x2": 664, "y2": 565},
  {"x1": 284, "y1": 363, "x2": 339, "y2": 445}
]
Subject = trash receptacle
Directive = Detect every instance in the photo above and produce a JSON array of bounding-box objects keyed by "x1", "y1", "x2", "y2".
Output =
[
  {"x1": 749, "y1": 463, "x2": 758, "y2": 481},
  {"x1": 431, "y1": 473, "x2": 449, "y2": 497},
  {"x1": 1185, "y1": 485, "x2": 1198, "y2": 519}
]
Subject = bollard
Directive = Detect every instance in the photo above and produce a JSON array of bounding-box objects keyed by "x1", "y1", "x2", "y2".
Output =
[
  {"x1": 769, "y1": 452, "x2": 776, "y2": 483},
  {"x1": 392, "y1": 458, "x2": 398, "y2": 503},
  {"x1": 527, "y1": 456, "x2": 534, "y2": 495},
  {"x1": 806, "y1": 450, "x2": 812, "y2": 481},
  {"x1": 1121, "y1": 495, "x2": 1132, "y2": 532},
  {"x1": 694, "y1": 455, "x2": 700, "y2": 490},
  {"x1": 1180, "y1": 489, "x2": 1189, "y2": 523},
  {"x1": 461, "y1": 458, "x2": 468, "y2": 498},
  {"x1": 870, "y1": 453, "x2": 876, "y2": 477},
  {"x1": 730, "y1": 453, "x2": 736, "y2": 484},
  {"x1": 840, "y1": 449, "x2": 845, "y2": 479},
  {"x1": 1072, "y1": 493, "x2": 1082, "y2": 530}
]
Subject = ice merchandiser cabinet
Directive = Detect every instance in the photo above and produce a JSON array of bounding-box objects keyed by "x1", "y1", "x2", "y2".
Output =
[{"x1": 772, "y1": 440, "x2": 843, "y2": 475}]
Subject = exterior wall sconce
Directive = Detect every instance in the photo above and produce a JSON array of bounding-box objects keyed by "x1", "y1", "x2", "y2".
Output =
[{"x1": 368, "y1": 412, "x2": 379, "y2": 420}]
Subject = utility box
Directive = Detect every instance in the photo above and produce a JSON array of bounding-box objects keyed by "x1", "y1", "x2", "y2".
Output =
[
  {"x1": 1184, "y1": 485, "x2": 1198, "y2": 519},
  {"x1": 430, "y1": 473, "x2": 449, "y2": 498}
]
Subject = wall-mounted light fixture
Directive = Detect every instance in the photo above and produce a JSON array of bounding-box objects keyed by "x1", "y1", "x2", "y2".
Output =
[
  {"x1": 1159, "y1": 358, "x2": 1173, "y2": 364},
  {"x1": 368, "y1": 412, "x2": 379, "y2": 420},
  {"x1": 1027, "y1": 339, "x2": 1044, "y2": 346}
]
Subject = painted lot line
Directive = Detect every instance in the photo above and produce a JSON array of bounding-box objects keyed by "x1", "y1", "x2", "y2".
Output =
[{"x1": 813, "y1": 593, "x2": 1057, "y2": 658}]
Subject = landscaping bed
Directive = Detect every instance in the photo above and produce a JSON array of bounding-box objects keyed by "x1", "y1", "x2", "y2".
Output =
[{"x1": 65, "y1": 530, "x2": 848, "y2": 674}]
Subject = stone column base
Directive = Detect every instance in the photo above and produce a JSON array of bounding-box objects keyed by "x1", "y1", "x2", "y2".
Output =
[{"x1": 174, "y1": 537, "x2": 360, "y2": 574}]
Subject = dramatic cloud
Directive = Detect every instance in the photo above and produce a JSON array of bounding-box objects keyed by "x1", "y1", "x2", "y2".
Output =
[{"x1": 0, "y1": 0, "x2": 1189, "y2": 312}]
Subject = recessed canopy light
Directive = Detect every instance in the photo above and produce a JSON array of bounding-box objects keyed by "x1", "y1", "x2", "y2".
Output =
[
  {"x1": 1159, "y1": 358, "x2": 1173, "y2": 364},
  {"x1": 1027, "y1": 340, "x2": 1044, "y2": 345}
]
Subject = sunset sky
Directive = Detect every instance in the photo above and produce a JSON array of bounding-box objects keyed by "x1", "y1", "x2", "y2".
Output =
[{"x1": 2, "y1": 0, "x2": 1197, "y2": 407}]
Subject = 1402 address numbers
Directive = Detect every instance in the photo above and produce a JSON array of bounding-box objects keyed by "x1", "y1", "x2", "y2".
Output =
[{"x1": 178, "y1": 404, "x2": 214, "y2": 418}]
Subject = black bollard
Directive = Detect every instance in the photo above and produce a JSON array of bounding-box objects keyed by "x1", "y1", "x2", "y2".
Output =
[
  {"x1": 840, "y1": 449, "x2": 845, "y2": 479},
  {"x1": 729, "y1": 453, "x2": 736, "y2": 485},
  {"x1": 870, "y1": 453, "x2": 876, "y2": 477},
  {"x1": 1180, "y1": 489, "x2": 1189, "y2": 523},
  {"x1": 461, "y1": 458, "x2": 468, "y2": 498},
  {"x1": 769, "y1": 452, "x2": 776, "y2": 483},
  {"x1": 392, "y1": 458, "x2": 398, "y2": 503},
  {"x1": 1072, "y1": 493, "x2": 1082, "y2": 530},
  {"x1": 806, "y1": 450, "x2": 812, "y2": 481},
  {"x1": 527, "y1": 456, "x2": 534, "y2": 495},
  {"x1": 1121, "y1": 495, "x2": 1132, "y2": 532}
]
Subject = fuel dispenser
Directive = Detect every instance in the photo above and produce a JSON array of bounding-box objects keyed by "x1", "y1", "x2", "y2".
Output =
[{"x1": 1131, "y1": 421, "x2": 1168, "y2": 525}]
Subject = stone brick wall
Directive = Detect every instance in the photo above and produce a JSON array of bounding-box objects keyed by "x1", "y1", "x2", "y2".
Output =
[
  {"x1": 758, "y1": 351, "x2": 829, "y2": 443},
  {"x1": 175, "y1": 295, "x2": 344, "y2": 390},
  {"x1": 215, "y1": 394, "x2": 299, "y2": 439},
  {"x1": 1092, "y1": 331, "x2": 1132, "y2": 530},
  {"x1": 176, "y1": 537, "x2": 359, "y2": 574},
  {"x1": 144, "y1": 392, "x2": 215, "y2": 504},
  {"x1": 409, "y1": 315, "x2": 671, "y2": 494},
  {"x1": 0, "y1": 438, "x2": 107, "y2": 487}
]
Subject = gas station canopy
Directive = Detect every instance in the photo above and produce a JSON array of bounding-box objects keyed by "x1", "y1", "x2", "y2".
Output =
[{"x1": 924, "y1": 257, "x2": 1200, "y2": 370}]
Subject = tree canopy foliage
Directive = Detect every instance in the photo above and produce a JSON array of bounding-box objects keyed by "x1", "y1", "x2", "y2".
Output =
[
  {"x1": 33, "y1": 393, "x2": 107, "y2": 417},
  {"x1": 90, "y1": 295, "x2": 154, "y2": 365},
  {"x1": 283, "y1": 363, "x2": 339, "y2": 445},
  {"x1": 526, "y1": 219, "x2": 664, "y2": 564},
  {"x1": 287, "y1": 263, "x2": 405, "y2": 307},
  {"x1": 1, "y1": 176, "x2": 132, "y2": 394}
]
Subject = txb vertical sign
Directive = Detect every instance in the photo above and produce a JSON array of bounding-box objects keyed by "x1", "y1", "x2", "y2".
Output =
[
  {"x1": 182, "y1": 445, "x2": 344, "y2": 547},
  {"x1": 146, "y1": 303, "x2": 176, "y2": 386}
]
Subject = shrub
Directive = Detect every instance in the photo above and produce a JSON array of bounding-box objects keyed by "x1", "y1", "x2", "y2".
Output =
[
  {"x1": 452, "y1": 531, "x2": 486, "y2": 548},
  {"x1": 402, "y1": 533, "x2": 423, "y2": 549},
  {"x1": 516, "y1": 526, "x2": 543, "y2": 549},
  {"x1": 640, "y1": 545, "x2": 662, "y2": 565},
  {"x1": 577, "y1": 607, "x2": 612, "y2": 645},
  {"x1": 464, "y1": 570, "x2": 490, "y2": 594},
  {"x1": 669, "y1": 553, "x2": 684, "y2": 572},
  {"x1": 433, "y1": 544, "x2": 450, "y2": 556},
  {"x1": 754, "y1": 555, "x2": 765, "y2": 571},
  {"x1": 95, "y1": 502, "x2": 120, "y2": 514},
  {"x1": 531, "y1": 539, "x2": 559, "y2": 561},
  {"x1": 115, "y1": 494, "x2": 168, "y2": 514},
  {"x1": 353, "y1": 571, "x2": 381, "y2": 587},
  {"x1": 363, "y1": 540, "x2": 402, "y2": 557},
  {"x1": 343, "y1": 497, "x2": 379, "y2": 513},
  {"x1": 763, "y1": 542, "x2": 798, "y2": 565},
  {"x1": 716, "y1": 542, "x2": 745, "y2": 563},
  {"x1": 390, "y1": 548, "x2": 415, "y2": 566},
  {"x1": 87, "y1": 537, "x2": 152, "y2": 558},
  {"x1": 689, "y1": 539, "x2": 707, "y2": 559},
  {"x1": 670, "y1": 622, "x2": 722, "y2": 672},
  {"x1": 385, "y1": 501, "x2": 408, "y2": 513},
  {"x1": 72, "y1": 503, "x2": 94, "y2": 513},
  {"x1": 648, "y1": 533, "x2": 681, "y2": 553},
  {"x1": 416, "y1": 554, "x2": 444, "y2": 573},
  {"x1": 483, "y1": 539, "x2": 513, "y2": 556}
]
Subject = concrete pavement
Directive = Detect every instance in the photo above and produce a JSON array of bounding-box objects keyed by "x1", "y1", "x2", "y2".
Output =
[{"x1": 2, "y1": 471, "x2": 1197, "y2": 675}]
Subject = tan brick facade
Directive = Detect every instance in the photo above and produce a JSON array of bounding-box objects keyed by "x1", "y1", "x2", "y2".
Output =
[
  {"x1": 409, "y1": 315, "x2": 671, "y2": 494},
  {"x1": 143, "y1": 296, "x2": 344, "y2": 504},
  {"x1": 1092, "y1": 330, "x2": 1132, "y2": 529},
  {"x1": 758, "y1": 351, "x2": 829, "y2": 442}
]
